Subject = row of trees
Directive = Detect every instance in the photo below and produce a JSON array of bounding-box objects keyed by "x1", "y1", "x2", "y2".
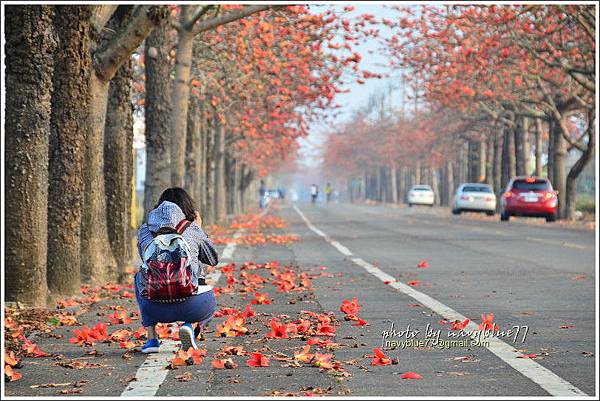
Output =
[
  {"x1": 5, "y1": 4, "x2": 373, "y2": 306},
  {"x1": 322, "y1": 5, "x2": 595, "y2": 218}
]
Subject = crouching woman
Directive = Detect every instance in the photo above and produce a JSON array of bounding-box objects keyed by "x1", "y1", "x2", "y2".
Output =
[{"x1": 135, "y1": 187, "x2": 219, "y2": 353}]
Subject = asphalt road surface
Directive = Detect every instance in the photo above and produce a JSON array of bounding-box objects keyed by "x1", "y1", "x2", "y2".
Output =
[{"x1": 5, "y1": 202, "x2": 596, "y2": 397}]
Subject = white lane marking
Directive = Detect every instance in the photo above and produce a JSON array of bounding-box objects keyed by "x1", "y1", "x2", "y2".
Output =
[
  {"x1": 526, "y1": 236, "x2": 586, "y2": 250},
  {"x1": 122, "y1": 226, "x2": 245, "y2": 397},
  {"x1": 293, "y1": 205, "x2": 587, "y2": 397},
  {"x1": 329, "y1": 238, "x2": 353, "y2": 256}
]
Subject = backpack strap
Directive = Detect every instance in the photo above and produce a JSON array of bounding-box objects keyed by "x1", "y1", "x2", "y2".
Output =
[{"x1": 175, "y1": 219, "x2": 191, "y2": 234}]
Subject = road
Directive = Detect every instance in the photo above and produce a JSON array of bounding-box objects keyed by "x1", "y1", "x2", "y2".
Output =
[
  {"x1": 285, "y1": 202, "x2": 595, "y2": 396},
  {"x1": 4, "y1": 202, "x2": 596, "y2": 397}
]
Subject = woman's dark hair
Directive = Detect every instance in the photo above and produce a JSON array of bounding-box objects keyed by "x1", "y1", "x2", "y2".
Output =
[{"x1": 154, "y1": 187, "x2": 196, "y2": 221}]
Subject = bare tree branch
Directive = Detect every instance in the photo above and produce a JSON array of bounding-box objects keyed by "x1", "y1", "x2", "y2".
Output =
[
  {"x1": 94, "y1": 5, "x2": 167, "y2": 81},
  {"x1": 185, "y1": 5, "x2": 214, "y2": 30},
  {"x1": 91, "y1": 5, "x2": 119, "y2": 33},
  {"x1": 192, "y1": 5, "x2": 272, "y2": 35}
]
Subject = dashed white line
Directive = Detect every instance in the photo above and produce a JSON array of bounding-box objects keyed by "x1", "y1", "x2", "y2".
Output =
[{"x1": 293, "y1": 204, "x2": 587, "y2": 397}]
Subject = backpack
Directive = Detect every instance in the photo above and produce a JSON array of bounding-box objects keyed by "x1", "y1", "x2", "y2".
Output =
[{"x1": 139, "y1": 219, "x2": 197, "y2": 302}]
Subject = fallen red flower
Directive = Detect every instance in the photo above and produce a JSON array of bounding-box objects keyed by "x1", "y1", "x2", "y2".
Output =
[
  {"x1": 241, "y1": 305, "x2": 256, "y2": 319},
  {"x1": 400, "y1": 371, "x2": 423, "y2": 379},
  {"x1": 251, "y1": 292, "x2": 271, "y2": 305},
  {"x1": 417, "y1": 260, "x2": 429, "y2": 268},
  {"x1": 451, "y1": 319, "x2": 470, "y2": 331},
  {"x1": 20, "y1": 337, "x2": 49, "y2": 357},
  {"x1": 517, "y1": 353, "x2": 539, "y2": 359},
  {"x1": 246, "y1": 352, "x2": 270, "y2": 367},
  {"x1": 266, "y1": 318, "x2": 289, "y2": 339},
  {"x1": 370, "y1": 348, "x2": 392, "y2": 366},
  {"x1": 339, "y1": 298, "x2": 361, "y2": 317},
  {"x1": 478, "y1": 313, "x2": 499, "y2": 331}
]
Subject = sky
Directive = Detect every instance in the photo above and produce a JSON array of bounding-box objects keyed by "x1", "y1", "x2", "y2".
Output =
[{"x1": 298, "y1": 4, "x2": 408, "y2": 168}]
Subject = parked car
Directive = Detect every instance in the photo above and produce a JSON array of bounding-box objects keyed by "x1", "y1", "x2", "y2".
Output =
[
  {"x1": 452, "y1": 183, "x2": 496, "y2": 215},
  {"x1": 407, "y1": 185, "x2": 435, "y2": 207},
  {"x1": 499, "y1": 177, "x2": 558, "y2": 222}
]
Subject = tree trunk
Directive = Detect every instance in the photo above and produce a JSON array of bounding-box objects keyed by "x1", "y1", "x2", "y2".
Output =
[
  {"x1": 104, "y1": 44, "x2": 134, "y2": 284},
  {"x1": 552, "y1": 119, "x2": 567, "y2": 219},
  {"x1": 432, "y1": 168, "x2": 440, "y2": 205},
  {"x1": 80, "y1": 75, "x2": 116, "y2": 283},
  {"x1": 48, "y1": 5, "x2": 91, "y2": 297},
  {"x1": 493, "y1": 128, "x2": 503, "y2": 194},
  {"x1": 143, "y1": 18, "x2": 172, "y2": 219},
  {"x1": 398, "y1": 166, "x2": 405, "y2": 204},
  {"x1": 534, "y1": 118, "x2": 544, "y2": 177},
  {"x1": 547, "y1": 120, "x2": 555, "y2": 184},
  {"x1": 234, "y1": 159, "x2": 243, "y2": 215},
  {"x1": 445, "y1": 160, "x2": 454, "y2": 205},
  {"x1": 185, "y1": 95, "x2": 202, "y2": 206},
  {"x1": 170, "y1": 7, "x2": 195, "y2": 187},
  {"x1": 199, "y1": 110, "x2": 208, "y2": 214},
  {"x1": 204, "y1": 118, "x2": 216, "y2": 224},
  {"x1": 501, "y1": 126, "x2": 516, "y2": 189},
  {"x1": 478, "y1": 140, "x2": 487, "y2": 182},
  {"x1": 81, "y1": 5, "x2": 165, "y2": 283},
  {"x1": 5, "y1": 5, "x2": 56, "y2": 306},
  {"x1": 515, "y1": 116, "x2": 530, "y2": 176},
  {"x1": 414, "y1": 160, "x2": 421, "y2": 185},
  {"x1": 486, "y1": 135, "x2": 494, "y2": 186},
  {"x1": 214, "y1": 117, "x2": 226, "y2": 221},
  {"x1": 224, "y1": 153, "x2": 234, "y2": 215},
  {"x1": 390, "y1": 165, "x2": 398, "y2": 203}
]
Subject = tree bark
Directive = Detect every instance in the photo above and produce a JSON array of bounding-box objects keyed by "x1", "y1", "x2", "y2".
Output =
[
  {"x1": 104, "y1": 22, "x2": 134, "y2": 284},
  {"x1": 170, "y1": 6, "x2": 195, "y2": 186},
  {"x1": 199, "y1": 110, "x2": 208, "y2": 214},
  {"x1": 81, "y1": 76, "x2": 117, "y2": 283},
  {"x1": 551, "y1": 119, "x2": 567, "y2": 219},
  {"x1": 486, "y1": 135, "x2": 494, "y2": 186},
  {"x1": 390, "y1": 165, "x2": 398, "y2": 203},
  {"x1": 534, "y1": 118, "x2": 544, "y2": 177},
  {"x1": 48, "y1": 5, "x2": 91, "y2": 297},
  {"x1": 204, "y1": 117, "x2": 216, "y2": 224},
  {"x1": 444, "y1": 160, "x2": 454, "y2": 205},
  {"x1": 515, "y1": 116, "x2": 530, "y2": 176},
  {"x1": 493, "y1": 128, "x2": 503, "y2": 194},
  {"x1": 185, "y1": 95, "x2": 202, "y2": 205},
  {"x1": 5, "y1": 5, "x2": 57, "y2": 306},
  {"x1": 214, "y1": 117, "x2": 227, "y2": 221},
  {"x1": 501, "y1": 126, "x2": 516, "y2": 189},
  {"x1": 143, "y1": 17, "x2": 172, "y2": 219},
  {"x1": 81, "y1": 5, "x2": 166, "y2": 283},
  {"x1": 547, "y1": 120, "x2": 555, "y2": 184},
  {"x1": 398, "y1": 166, "x2": 405, "y2": 204}
]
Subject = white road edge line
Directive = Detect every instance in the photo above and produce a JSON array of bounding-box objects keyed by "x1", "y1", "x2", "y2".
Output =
[
  {"x1": 293, "y1": 204, "x2": 587, "y2": 397},
  {"x1": 121, "y1": 229, "x2": 244, "y2": 397}
]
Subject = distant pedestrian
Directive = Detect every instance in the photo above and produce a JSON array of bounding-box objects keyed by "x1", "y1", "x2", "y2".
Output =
[
  {"x1": 258, "y1": 180, "x2": 267, "y2": 209},
  {"x1": 136, "y1": 187, "x2": 218, "y2": 354},
  {"x1": 310, "y1": 184, "x2": 319, "y2": 204},
  {"x1": 325, "y1": 183, "x2": 333, "y2": 203}
]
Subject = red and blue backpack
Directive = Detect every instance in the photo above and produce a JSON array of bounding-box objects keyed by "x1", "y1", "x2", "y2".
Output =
[{"x1": 139, "y1": 219, "x2": 197, "y2": 302}]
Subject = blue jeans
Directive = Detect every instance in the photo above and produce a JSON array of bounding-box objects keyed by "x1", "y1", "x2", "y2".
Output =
[{"x1": 134, "y1": 272, "x2": 217, "y2": 327}]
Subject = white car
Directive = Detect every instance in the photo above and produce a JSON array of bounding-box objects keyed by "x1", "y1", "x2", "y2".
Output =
[
  {"x1": 407, "y1": 185, "x2": 435, "y2": 207},
  {"x1": 452, "y1": 183, "x2": 496, "y2": 215}
]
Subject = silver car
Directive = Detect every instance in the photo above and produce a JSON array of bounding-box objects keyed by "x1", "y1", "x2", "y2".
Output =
[{"x1": 452, "y1": 183, "x2": 496, "y2": 215}]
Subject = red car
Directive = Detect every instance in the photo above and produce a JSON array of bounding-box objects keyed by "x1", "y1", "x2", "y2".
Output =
[{"x1": 500, "y1": 177, "x2": 558, "y2": 222}]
